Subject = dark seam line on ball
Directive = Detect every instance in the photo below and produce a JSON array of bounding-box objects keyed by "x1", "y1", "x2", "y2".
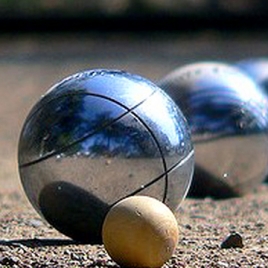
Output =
[
  {"x1": 21, "y1": 91, "x2": 90, "y2": 124},
  {"x1": 20, "y1": 89, "x2": 155, "y2": 126},
  {"x1": 19, "y1": 90, "x2": 169, "y2": 203},
  {"x1": 19, "y1": 89, "x2": 158, "y2": 167},
  {"x1": 19, "y1": 91, "x2": 156, "y2": 167},
  {"x1": 127, "y1": 111, "x2": 169, "y2": 203},
  {"x1": 89, "y1": 91, "x2": 170, "y2": 199},
  {"x1": 111, "y1": 149, "x2": 194, "y2": 207}
]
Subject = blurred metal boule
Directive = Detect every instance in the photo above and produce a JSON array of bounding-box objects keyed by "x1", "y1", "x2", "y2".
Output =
[{"x1": 159, "y1": 61, "x2": 268, "y2": 198}]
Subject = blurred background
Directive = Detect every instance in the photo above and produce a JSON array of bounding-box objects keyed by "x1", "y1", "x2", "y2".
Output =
[
  {"x1": 1, "y1": 0, "x2": 268, "y2": 193},
  {"x1": 1, "y1": 0, "x2": 268, "y2": 18},
  {"x1": 1, "y1": 0, "x2": 268, "y2": 31},
  {"x1": 2, "y1": 0, "x2": 268, "y2": 18}
]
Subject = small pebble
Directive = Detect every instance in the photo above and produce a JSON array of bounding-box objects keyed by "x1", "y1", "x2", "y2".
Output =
[
  {"x1": 0, "y1": 256, "x2": 19, "y2": 266},
  {"x1": 220, "y1": 232, "x2": 244, "y2": 249},
  {"x1": 217, "y1": 261, "x2": 229, "y2": 267},
  {"x1": 28, "y1": 219, "x2": 44, "y2": 227}
]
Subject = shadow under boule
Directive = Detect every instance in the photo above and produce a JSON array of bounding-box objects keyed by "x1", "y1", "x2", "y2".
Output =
[
  {"x1": 38, "y1": 181, "x2": 110, "y2": 244},
  {"x1": 188, "y1": 165, "x2": 239, "y2": 199}
]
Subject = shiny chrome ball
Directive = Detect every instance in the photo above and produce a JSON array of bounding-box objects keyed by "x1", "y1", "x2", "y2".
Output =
[
  {"x1": 159, "y1": 62, "x2": 268, "y2": 198},
  {"x1": 18, "y1": 69, "x2": 194, "y2": 243}
]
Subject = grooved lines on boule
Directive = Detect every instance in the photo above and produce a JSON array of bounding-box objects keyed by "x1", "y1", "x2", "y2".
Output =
[{"x1": 19, "y1": 90, "x2": 173, "y2": 203}]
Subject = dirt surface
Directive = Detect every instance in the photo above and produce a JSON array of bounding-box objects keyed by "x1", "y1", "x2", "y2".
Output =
[
  {"x1": 0, "y1": 183, "x2": 267, "y2": 267},
  {"x1": 0, "y1": 32, "x2": 267, "y2": 267}
]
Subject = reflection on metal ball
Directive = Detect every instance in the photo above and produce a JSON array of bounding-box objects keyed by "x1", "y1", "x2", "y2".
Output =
[
  {"x1": 159, "y1": 62, "x2": 268, "y2": 198},
  {"x1": 18, "y1": 69, "x2": 194, "y2": 243},
  {"x1": 236, "y1": 58, "x2": 268, "y2": 93},
  {"x1": 236, "y1": 58, "x2": 268, "y2": 184}
]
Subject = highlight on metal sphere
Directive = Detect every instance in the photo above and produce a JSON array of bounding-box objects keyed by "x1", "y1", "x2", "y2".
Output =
[{"x1": 236, "y1": 57, "x2": 268, "y2": 93}]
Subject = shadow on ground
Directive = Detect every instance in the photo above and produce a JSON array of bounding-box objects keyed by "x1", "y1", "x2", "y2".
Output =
[{"x1": 0, "y1": 238, "x2": 81, "y2": 248}]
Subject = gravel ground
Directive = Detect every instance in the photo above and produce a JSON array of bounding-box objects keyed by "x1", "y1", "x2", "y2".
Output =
[
  {"x1": 0, "y1": 33, "x2": 267, "y2": 267},
  {"x1": 0, "y1": 184, "x2": 267, "y2": 267}
]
